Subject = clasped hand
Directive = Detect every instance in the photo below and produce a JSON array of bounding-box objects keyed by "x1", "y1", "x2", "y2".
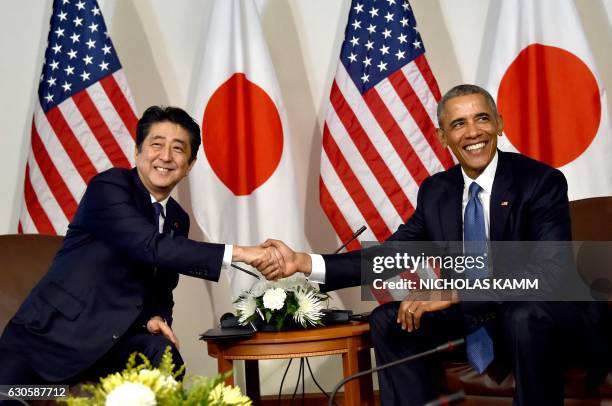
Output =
[
  {"x1": 233, "y1": 239, "x2": 311, "y2": 281},
  {"x1": 232, "y1": 244, "x2": 285, "y2": 279}
]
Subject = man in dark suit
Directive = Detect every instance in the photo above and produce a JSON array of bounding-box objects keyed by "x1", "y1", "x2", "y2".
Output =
[
  {"x1": 0, "y1": 106, "x2": 280, "y2": 386},
  {"x1": 264, "y1": 85, "x2": 604, "y2": 405}
]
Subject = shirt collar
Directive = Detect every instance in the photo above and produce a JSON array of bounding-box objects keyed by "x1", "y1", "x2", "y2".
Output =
[
  {"x1": 461, "y1": 150, "x2": 498, "y2": 194},
  {"x1": 150, "y1": 195, "x2": 170, "y2": 216}
]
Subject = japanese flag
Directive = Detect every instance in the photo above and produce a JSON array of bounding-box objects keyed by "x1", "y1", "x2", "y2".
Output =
[
  {"x1": 188, "y1": 0, "x2": 306, "y2": 297},
  {"x1": 478, "y1": 0, "x2": 612, "y2": 200}
]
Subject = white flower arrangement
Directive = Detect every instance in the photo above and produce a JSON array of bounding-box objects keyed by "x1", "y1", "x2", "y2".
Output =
[
  {"x1": 64, "y1": 347, "x2": 251, "y2": 405},
  {"x1": 233, "y1": 275, "x2": 328, "y2": 330}
]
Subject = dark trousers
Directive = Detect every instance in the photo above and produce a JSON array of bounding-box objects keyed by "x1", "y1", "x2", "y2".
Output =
[
  {"x1": 370, "y1": 301, "x2": 586, "y2": 406},
  {"x1": 0, "y1": 331, "x2": 182, "y2": 403}
]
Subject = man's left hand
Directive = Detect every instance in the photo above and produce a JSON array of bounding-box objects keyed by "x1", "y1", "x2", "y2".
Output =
[
  {"x1": 147, "y1": 316, "x2": 180, "y2": 349},
  {"x1": 397, "y1": 290, "x2": 459, "y2": 332}
]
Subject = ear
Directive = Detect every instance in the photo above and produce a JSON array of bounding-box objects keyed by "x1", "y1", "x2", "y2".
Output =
[
  {"x1": 185, "y1": 158, "x2": 197, "y2": 176},
  {"x1": 436, "y1": 128, "x2": 448, "y2": 148},
  {"x1": 134, "y1": 145, "x2": 139, "y2": 161},
  {"x1": 497, "y1": 114, "x2": 504, "y2": 136}
]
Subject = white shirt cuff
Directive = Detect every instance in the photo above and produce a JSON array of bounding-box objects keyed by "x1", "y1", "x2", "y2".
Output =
[
  {"x1": 307, "y1": 254, "x2": 326, "y2": 284},
  {"x1": 222, "y1": 244, "x2": 233, "y2": 270}
]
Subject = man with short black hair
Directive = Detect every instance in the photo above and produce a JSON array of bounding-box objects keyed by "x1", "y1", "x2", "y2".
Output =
[
  {"x1": 264, "y1": 85, "x2": 606, "y2": 405},
  {"x1": 0, "y1": 105, "x2": 279, "y2": 386}
]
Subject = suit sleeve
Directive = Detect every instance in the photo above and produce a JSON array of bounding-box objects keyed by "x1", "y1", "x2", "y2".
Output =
[
  {"x1": 73, "y1": 172, "x2": 225, "y2": 282},
  {"x1": 508, "y1": 168, "x2": 574, "y2": 298},
  {"x1": 387, "y1": 176, "x2": 430, "y2": 242},
  {"x1": 525, "y1": 168, "x2": 572, "y2": 241},
  {"x1": 321, "y1": 178, "x2": 431, "y2": 292}
]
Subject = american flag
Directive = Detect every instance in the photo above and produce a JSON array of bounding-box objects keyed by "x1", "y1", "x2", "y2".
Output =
[
  {"x1": 19, "y1": 0, "x2": 138, "y2": 235},
  {"x1": 320, "y1": 0, "x2": 453, "y2": 302}
]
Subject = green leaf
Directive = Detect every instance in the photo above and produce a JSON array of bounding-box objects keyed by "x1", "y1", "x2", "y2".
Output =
[{"x1": 276, "y1": 316, "x2": 285, "y2": 331}]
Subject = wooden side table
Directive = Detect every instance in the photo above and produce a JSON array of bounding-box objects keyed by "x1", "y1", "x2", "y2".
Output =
[{"x1": 204, "y1": 322, "x2": 374, "y2": 405}]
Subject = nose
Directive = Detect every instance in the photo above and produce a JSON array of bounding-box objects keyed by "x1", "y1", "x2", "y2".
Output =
[
  {"x1": 465, "y1": 120, "x2": 480, "y2": 138},
  {"x1": 159, "y1": 145, "x2": 172, "y2": 161}
]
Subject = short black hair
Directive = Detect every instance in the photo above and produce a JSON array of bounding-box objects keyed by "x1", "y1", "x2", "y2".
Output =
[
  {"x1": 437, "y1": 84, "x2": 499, "y2": 128},
  {"x1": 136, "y1": 106, "x2": 201, "y2": 162}
]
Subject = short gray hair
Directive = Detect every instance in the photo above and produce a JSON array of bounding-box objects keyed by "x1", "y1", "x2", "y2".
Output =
[{"x1": 436, "y1": 84, "x2": 499, "y2": 127}]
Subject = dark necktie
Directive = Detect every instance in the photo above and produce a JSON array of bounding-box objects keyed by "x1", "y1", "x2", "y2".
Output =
[
  {"x1": 153, "y1": 202, "x2": 164, "y2": 234},
  {"x1": 463, "y1": 182, "x2": 494, "y2": 374}
]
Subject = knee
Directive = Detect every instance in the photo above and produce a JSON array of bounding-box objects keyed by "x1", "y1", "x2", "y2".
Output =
[
  {"x1": 503, "y1": 302, "x2": 553, "y2": 340},
  {"x1": 370, "y1": 302, "x2": 400, "y2": 338}
]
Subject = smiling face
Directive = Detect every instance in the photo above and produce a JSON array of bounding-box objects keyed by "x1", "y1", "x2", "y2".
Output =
[
  {"x1": 437, "y1": 93, "x2": 503, "y2": 179},
  {"x1": 135, "y1": 121, "x2": 195, "y2": 200}
]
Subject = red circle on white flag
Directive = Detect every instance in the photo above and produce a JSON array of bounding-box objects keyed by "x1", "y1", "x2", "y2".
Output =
[
  {"x1": 497, "y1": 44, "x2": 601, "y2": 168},
  {"x1": 202, "y1": 73, "x2": 283, "y2": 196}
]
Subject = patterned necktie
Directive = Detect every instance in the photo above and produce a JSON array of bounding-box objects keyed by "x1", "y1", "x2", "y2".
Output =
[
  {"x1": 153, "y1": 202, "x2": 164, "y2": 234},
  {"x1": 463, "y1": 182, "x2": 494, "y2": 374}
]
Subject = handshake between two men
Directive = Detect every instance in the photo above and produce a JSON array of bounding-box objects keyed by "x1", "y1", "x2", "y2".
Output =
[{"x1": 233, "y1": 239, "x2": 310, "y2": 281}]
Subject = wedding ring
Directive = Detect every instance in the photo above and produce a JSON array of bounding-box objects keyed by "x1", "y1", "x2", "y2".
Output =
[{"x1": 408, "y1": 309, "x2": 415, "y2": 314}]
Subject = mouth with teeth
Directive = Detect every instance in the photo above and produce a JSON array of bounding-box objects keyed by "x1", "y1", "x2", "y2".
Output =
[
  {"x1": 154, "y1": 166, "x2": 173, "y2": 173},
  {"x1": 464, "y1": 141, "x2": 488, "y2": 153}
]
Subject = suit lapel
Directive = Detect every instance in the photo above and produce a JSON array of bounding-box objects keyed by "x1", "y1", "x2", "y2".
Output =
[
  {"x1": 440, "y1": 166, "x2": 463, "y2": 241},
  {"x1": 130, "y1": 168, "x2": 156, "y2": 225},
  {"x1": 164, "y1": 201, "x2": 176, "y2": 235},
  {"x1": 164, "y1": 199, "x2": 185, "y2": 236},
  {"x1": 490, "y1": 151, "x2": 515, "y2": 241}
]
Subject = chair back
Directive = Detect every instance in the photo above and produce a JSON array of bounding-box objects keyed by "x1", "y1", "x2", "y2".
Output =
[{"x1": 0, "y1": 234, "x2": 63, "y2": 331}]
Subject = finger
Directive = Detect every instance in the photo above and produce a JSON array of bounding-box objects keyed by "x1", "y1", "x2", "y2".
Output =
[
  {"x1": 264, "y1": 251, "x2": 279, "y2": 271},
  {"x1": 261, "y1": 239, "x2": 280, "y2": 249},
  {"x1": 272, "y1": 247, "x2": 286, "y2": 275},
  {"x1": 413, "y1": 306, "x2": 425, "y2": 330},
  {"x1": 406, "y1": 301, "x2": 419, "y2": 332},
  {"x1": 260, "y1": 259, "x2": 280, "y2": 278},
  {"x1": 146, "y1": 319, "x2": 162, "y2": 334},
  {"x1": 253, "y1": 248, "x2": 273, "y2": 270},
  {"x1": 159, "y1": 322, "x2": 179, "y2": 347},
  {"x1": 397, "y1": 300, "x2": 411, "y2": 330},
  {"x1": 260, "y1": 264, "x2": 278, "y2": 279},
  {"x1": 270, "y1": 246, "x2": 282, "y2": 266},
  {"x1": 267, "y1": 269, "x2": 281, "y2": 281}
]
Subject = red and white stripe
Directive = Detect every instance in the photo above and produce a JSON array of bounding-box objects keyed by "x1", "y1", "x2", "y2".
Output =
[
  {"x1": 321, "y1": 55, "x2": 453, "y2": 303},
  {"x1": 19, "y1": 70, "x2": 137, "y2": 235}
]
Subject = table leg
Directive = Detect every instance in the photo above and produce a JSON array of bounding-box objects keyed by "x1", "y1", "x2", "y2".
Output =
[
  {"x1": 342, "y1": 338, "x2": 362, "y2": 406},
  {"x1": 358, "y1": 349, "x2": 374, "y2": 405},
  {"x1": 244, "y1": 360, "x2": 261, "y2": 404},
  {"x1": 217, "y1": 355, "x2": 234, "y2": 386}
]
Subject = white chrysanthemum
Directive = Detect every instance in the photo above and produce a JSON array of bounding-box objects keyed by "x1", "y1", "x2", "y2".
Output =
[
  {"x1": 235, "y1": 294, "x2": 257, "y2": 323},
  {"x1": 293, "y1": 288, "x2": 325, "y2": 327},
  {"x1": 249, "y1": 280, "x2": 270, "y2": 297},
  {"x1": 105, "y1": 382, "x2": 156, "y2": 406},
  {"x1": 262, "y1": 288, "x2": 286, "y2": 311},
  {"x1": 276, "y1": 274, "x2": 310, "y2": 291}
]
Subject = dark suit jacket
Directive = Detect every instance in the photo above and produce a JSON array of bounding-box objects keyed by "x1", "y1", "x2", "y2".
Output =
[{"x1": 0, "y1": 168, "x2": 225, "y2": 381}]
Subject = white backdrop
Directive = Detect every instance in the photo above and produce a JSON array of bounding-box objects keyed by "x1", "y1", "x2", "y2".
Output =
[{"x1": 1, "y1": 0, "x2": 611, "y2": 396}]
